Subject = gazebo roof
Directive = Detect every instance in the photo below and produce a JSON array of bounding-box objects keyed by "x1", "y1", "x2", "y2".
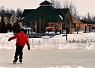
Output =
[
  {"x1": 55, "y1": 8, "x2": 69, "y2": 21},
  {"x1": 19, "y1": 1, "x2": 69, "y2": 23},
  {"x1": 20, "y1": 9, "x2": 35, "y2": 19},
  {"x1": 40, "y1": 0, "x2": 52, "y2": 6}
]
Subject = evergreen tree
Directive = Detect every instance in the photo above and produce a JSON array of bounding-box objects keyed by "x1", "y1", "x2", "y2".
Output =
[
  {"x1": 0, "y1": 15, "x2": 7, "y2": 33},
  {"x1": 13, "y1": 23, "x2": 16, "y2": 34},
  {"x1": 0, "y1": 23, "x2": 1, "y2": 32},
  {"x1": 87, "y1": 12, "x2": 90, "y2": 19},
  {"x1": 7, "y1": 23, "x2": 12, "y2": 32}
]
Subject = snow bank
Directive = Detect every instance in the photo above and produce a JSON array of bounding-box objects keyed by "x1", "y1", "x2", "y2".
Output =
[{"x1": 0, "y1": 32, "x2": 95, "y2": 50}]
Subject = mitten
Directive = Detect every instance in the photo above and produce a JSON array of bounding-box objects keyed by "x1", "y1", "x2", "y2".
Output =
[
  {"x1": 8, "y1": 38, "x2": 11, "y2": 41},
  {"x1": 28, "y1": 45, "x2": 30, "y2": 50}
]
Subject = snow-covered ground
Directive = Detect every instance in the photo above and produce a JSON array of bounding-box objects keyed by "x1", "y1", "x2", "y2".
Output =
[
  {"x1": 1, "y1": 31, "x2": 95, "y2": 68},
  {"x1": 0, "y1": 31, "x2": 95, "y2": 50}
]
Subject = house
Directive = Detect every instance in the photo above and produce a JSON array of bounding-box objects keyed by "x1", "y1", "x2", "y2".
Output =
[
  {"x1": 72, "y1": 17, "x2": 95, "y2": 32},
  {"x1": 0, "y1": 13, "x2": 18, "y2": 26},
  {"x1": 0, "y1": 13, "x2": 12, "y2": 25},
  {"x1": 9, "y1": 14, "x2": 18, "y2": 26}
]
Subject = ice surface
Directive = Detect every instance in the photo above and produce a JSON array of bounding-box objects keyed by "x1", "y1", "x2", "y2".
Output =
[{"x1": 0, "y1": 49, "x2": 95, "y2": 68}]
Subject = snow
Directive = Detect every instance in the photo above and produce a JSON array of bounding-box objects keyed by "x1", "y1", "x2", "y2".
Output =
[
  {"x1": 0, "y1": 31, "x2": 95, "y2": 68},
  {"x1": 1, "y1": 31, "x2": 95, "y2": 50}
]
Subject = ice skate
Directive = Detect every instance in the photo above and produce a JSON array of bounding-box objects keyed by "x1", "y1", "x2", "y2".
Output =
[
  {"x1": 13, "y1": 60, "x2": 17, "y2": 64},
  {"x1": 13, "y1": 58, "x2": 18, "y2": 64},
  {"x1": 19, "y1": 59, "x2": 22, "y2": 64}
]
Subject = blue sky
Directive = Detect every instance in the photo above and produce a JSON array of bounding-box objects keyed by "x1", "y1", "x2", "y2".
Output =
[{"x1": 0, "y1": 0, "x2": 95, "y2": 16}]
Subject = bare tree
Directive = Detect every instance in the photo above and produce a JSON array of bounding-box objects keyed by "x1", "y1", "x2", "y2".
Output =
[
  {"x1": 50, "y1": 0, "x2": 62, "y2": 9},
  {"x1": 10, "y1": 9, "x2": 15, "y2": 14},
  {"x1": 63, "y1": 0, "x2": 78, "y2": 18},
  {"x1": 6, "y1": 8, "x2": 10, "y2": 13},
  {"x1": 77, "y1": 15, "x2": 80, "y2": 20},
  {"x1": 50, "y1": 0, "x2": 78, "y2": 18},
  {"x1": 16, "y1": 8, "x2": 22, "y2": 20},
  {"x1": 1, "y1": 6, "x2": 4, "y2": 10}
]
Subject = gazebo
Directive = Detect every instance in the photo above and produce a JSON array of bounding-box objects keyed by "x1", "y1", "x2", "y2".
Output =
[{"x1": 19, "y1": 0, "x2": 73, "y2": 36}]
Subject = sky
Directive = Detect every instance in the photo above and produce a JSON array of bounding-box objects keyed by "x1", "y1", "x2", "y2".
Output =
[{"x1": 0, "y1": 0, "x2": 95, "y2": 17}]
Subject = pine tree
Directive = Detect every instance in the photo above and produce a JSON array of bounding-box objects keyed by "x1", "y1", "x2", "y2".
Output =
[
  {"x1": 0, "y1": 15, "x2": 7, "y2": 33},
  {"x1": 13, "y1": 23, "x2": 16, "y2": 34},
  {"x1": 0, "y1": 23, "x2": 1, "y2": 32},
  {"x1": 7, "y1": 23, "x2": 12, "y2": 32}
]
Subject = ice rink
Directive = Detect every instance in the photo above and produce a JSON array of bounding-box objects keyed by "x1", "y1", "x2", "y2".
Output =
[{"x1": 0, "y1": 49, "x2": 95, "y2": 68}]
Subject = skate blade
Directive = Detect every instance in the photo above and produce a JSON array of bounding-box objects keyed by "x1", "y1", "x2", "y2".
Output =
[
  {"x1": 20, "y1": 62, "x2": 22, "y2": 64},
  {"x1": 13, "y1": 62, "x2": 16, "y2": 64}
]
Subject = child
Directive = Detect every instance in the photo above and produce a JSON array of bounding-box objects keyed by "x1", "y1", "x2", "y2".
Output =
[{"x1": 8, "y1": 28, "x2": 30, "y2": 64}]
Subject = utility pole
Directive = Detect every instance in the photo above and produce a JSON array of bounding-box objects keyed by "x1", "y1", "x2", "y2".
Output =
[
  {"x1": 77, "y1": 26, "x2": 78, "y2": 34},
  {"x1": 66, "y1": 24, "x2": 67, "y2": 41}
]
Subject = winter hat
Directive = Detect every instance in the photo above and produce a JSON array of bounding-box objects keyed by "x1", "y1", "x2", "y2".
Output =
[{"x1": 20, "y1": 28, "x2": 24, "y2": 31}]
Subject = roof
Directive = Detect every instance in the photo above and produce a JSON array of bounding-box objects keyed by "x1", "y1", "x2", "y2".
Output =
[
  {"x1": 72, "y1": 17, "x2": 83, "y2": 24},
  {"x1": 20, "y1": 6, "x2": 65, "y2": 22},
  {"x1": 6, "y1": 14, "x2": 12, "y2": 19},
  {"x1": 20, "y1": 8, "x2": 69, "y2": 22},
  {"x1": 55, "y1": 8, "x2": 69, "y2": 21},
  {"x1": 19, "y1": 9, "x2": 35, "y2": 21},
  {"x1": 19, "y1": 1, "x2": 69, "y2": 23},
  {"x1": 0, "y1": 13, "x2": 12, "y2": 19},
  {"x1": 40, "y1": 0, "x2": 52, "y2": 5},
  {"x1": 20, "y1": 9, "x2": 34, "y2": 18}
]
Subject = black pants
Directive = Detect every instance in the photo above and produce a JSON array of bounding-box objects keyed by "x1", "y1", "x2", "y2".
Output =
[{"x1": 14, "y1": 46, "x2": 23, "y2": 60}]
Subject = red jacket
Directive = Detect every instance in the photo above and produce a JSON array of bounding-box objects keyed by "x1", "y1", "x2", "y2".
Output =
[{"x1": 10, "y1": 31, "x2": 30, "y2": 47}]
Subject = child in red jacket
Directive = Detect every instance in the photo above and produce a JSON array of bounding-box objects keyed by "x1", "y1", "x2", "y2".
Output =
[{"x1": 8, "y1": 28, "x2": 30, "y2": 64}]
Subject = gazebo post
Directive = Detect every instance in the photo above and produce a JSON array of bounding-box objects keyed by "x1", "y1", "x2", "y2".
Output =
[
  {"x1": 35, "y1": 22, "x2": 37, "y2": 34},
  {"x1": 39, "y1": 21, "x2": 41, "y2": 37},
  {"x1": 54, "y1": 22, "x2": 57, "y2": 34},
  {"x1": 31, "y1": 22, "x2": 33, "y2": 34},
  {"x1": 70, "y1": 22, "x2": 71, "y2": 29},
  {"x1": 42, "y1": 22, "x2": 44, "y2": 36},
  {"x1": 61, "y1": 22, "x2": 62, "y2": 34}
]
